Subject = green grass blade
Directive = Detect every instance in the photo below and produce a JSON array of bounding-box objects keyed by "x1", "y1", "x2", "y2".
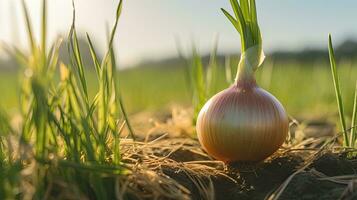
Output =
[
  {"x1": 80, "y1": 117, "x2": 97, "y2": 162},
  {"x1": 225, "y1": 56, "x2": 234, "y2": 85},
  {"x1": 114, "y1": 121, "x2": 125, "y2": 165},
  {"x1": 108, "y1": 43, "x2": 119, "y2": 120},
  {"x1": 31, "y1": 79, "x2": 48, "y2": 158},
  {"x1": 21, "y1": 0, "x2": 36, "y2": 53},
  {"x1": 41, "y1": 0, "x2": 47, "y2": 54},
  {"x1": 101, "y1": 0, "x2": 123, "y2": 67},
  {"x1": 98, "y1": 67, "x2": 108, "y2": 134},
  {"x1": 328, "y1": 34, "x2": 349, "y2": 146},
  {"x1": 69, "y1": 1, "x2": 88, "y2": 100},
  {"x1": 70, "y1": 30, "x2": 88, "y2": 99},
  {"x1": 191, "y1": 45, "x2": 206, "y2": 123},
  {"x1": 0, "y1": 109, "x2": 13, "y2": 138},
  {"x1": 119, "y1": 96, "x2": 136, "y2": 140},
  {"x1": 207, "y1": 36, "x2": 219, "y2": 96},
  {"x1": 67, "y1": 79, "x2": 83, "y2": 119},
  {"x1": 47, "y1": 39, "x2": 62, "y2": 75},
  {"x1": 350, "y1": 81, "x2": 357, "y2": 147},
  {"x1": 192, "y1": 45, "x2": 205, "y2": 99},
  {"x1": 110, "y1": 0, "x2": 123, "y2": 47},
  {"x1": 103, "y1": 0, "x2": 135, "y2": 140},
  {"x1": 86, "y1": 33, "x2": 101, "y2": 78}
]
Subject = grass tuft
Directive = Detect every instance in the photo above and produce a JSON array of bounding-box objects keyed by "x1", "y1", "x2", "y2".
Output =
[
  {"x1": 176, "y1": 39, "x2": 222, "y2": 125},
  {"x1": 0, "y1": 0, "x2": 136, "y2": 198},
  {"x1": 328, "y1": 34, "x2": 357, "y2": 147}
]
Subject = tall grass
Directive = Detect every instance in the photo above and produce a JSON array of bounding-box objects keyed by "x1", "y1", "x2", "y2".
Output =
[
  {"x1": 189, "y1": 44, "x2": 207, "y2": 124},
  {"x1": 328, "y1": 34, "x2": 357, "y2": 148},
  {"x1": 0, "y1": 0, "x2": 135, "y2": 198}
]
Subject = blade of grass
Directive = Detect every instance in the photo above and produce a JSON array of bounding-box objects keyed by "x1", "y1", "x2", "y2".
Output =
[
  {"x1": 106, "y1": 22, "x2": 118, "y2": 133},
  {"x1": 70, "y1": 30, "x2": 88, "y2": 99},
  {"x1": 103, "y1": 0, "x2": 135, "y2": 140},
  {"x1": 86, "y1": 33, "x2": 101, "y2": 78},
  {"x1": 225, "y1": 56, "x2": 233, "y2": 85},
  {"x1": 47, "y1": 39, "x2": 62, "y2": 76},
  {"x1": 69, "y1": 1, "x2": 89, "y2": 101},
  {"x1": 191, "y1": 44, "x2": 206, "y2": 123},
  {"x1": 41, "y1": 0, "x2": 47, "y2": 71},
  {"x1": 101, "y1": 0, "x2": 122, "y2": 67},
  {"x1": 0, "y1": 110, "x2": 12, "y2": 137},
  {"x1": 328, "y1": 34, "x2": 349, "y2": 146},
  {"x1": 350, "y1": 81, "x2": 357, "y2": 147},
  {"x1": 206, "y1": 35, "x2": 219, "y2": 96},
  {"x1": 114, "y1": 121, "x2": 125, "y2": 165},
  {"x1": 31, "y1": 79, "x2": 48, "y2": 158},
  {"x1": 21, "y1": 0, "x2": 36, "y2": 54},
  {"x1": 119, "y1": 96, "x2": 136, "y2": 141}
]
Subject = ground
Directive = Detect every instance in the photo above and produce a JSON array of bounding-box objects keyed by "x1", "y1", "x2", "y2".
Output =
[{"x1": 109, "y1": 110, "x2": 357, "y2": 200}]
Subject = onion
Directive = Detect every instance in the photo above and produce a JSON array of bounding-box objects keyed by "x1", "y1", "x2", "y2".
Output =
[{"x1": 196, "y1": 0, "x2": 289, "y2": 163}]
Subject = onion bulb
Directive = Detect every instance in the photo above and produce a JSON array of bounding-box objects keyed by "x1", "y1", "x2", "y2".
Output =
[{"x1": 196, "y1": 0, "x2": 289, "y2": 163}]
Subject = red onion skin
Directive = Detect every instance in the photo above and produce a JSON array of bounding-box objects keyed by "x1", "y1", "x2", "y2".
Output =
[{"x1": 196, "y1": 80, "x2": 289, "y2": 163}]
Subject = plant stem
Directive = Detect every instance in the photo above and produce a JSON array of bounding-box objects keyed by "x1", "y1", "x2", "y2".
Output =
[
  {"x1": 235, "y1": 45, "x2": 264, "y2": 85},
  {"x1": 235, "y1": 57, "x2": 256, "y2": 83}
]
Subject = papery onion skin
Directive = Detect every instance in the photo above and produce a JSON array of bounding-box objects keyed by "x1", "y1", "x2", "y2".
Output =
[{"x1": 196, "y1": 81, "x2": 289, "y2": 163}]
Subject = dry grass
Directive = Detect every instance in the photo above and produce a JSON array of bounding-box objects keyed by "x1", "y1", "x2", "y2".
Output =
[
  {"x1": 112, "y1": 110, "x2": 357, "y2": 200},
  {"x1": 116, "y1": 135, "x2": 225, "y2": 200},
  {"x1": 4, "y1": 108, "x2": 357, "y2": 199}
]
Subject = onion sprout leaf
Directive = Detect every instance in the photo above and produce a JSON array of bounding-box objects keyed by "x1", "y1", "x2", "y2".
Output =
[
  {"x1": 240, "y1": 0, "x2": 250, "y2": 19},
  {"x1": 223, "y1": 0, "x2": 261, "y2": 52},
  {"x1": 221, "y1": 9, "x2": 241, "y2": 35}
]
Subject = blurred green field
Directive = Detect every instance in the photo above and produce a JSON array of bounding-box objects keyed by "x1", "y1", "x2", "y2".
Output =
[{"x1": 0, "y1": 59, "x2": 356, "y2": 119}]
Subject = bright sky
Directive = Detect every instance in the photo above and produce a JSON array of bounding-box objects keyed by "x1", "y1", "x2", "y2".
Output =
[{"x1": 1, "y1": 0, "x2": 357, "y2": 67}]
